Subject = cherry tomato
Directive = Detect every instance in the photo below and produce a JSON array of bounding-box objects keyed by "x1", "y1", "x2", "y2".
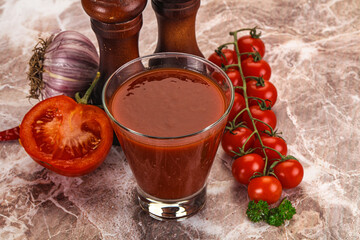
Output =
[
  {"x1": 20, "y1": 95, "x2": 113, "y2": 177},
  {"x1": 221, "y1": 127, "x2": 255, "y2": 157},
  {"x1": 210, "y1": 71, "x2": 226, "y2": 86},
  {"x1": 237, "y1": 35, "x2": 265, "y2": 62},
  {"x1": 253, "y1": 136, "x2": 287, "y2": 166},
  {"x1": 232, "y1": 153, "x2": 265, "y2": 185},
  {"x1": 208, "y1": 49, "x2": 238, "y2": 67},
  {"x1": 241, "y1": 57, "x2": 271, "y2": 81},
  {"x1": 274, "y1": 159, "x2": 304, "y2": 189},
  {"x1": 248, "y1": 176, "x2": 282, "y2": 204},
  {"x1": 226, "y1": 68, "x2": 243, "y2": 92},
  {"x1": 246, "y1": 79, "x2": 277, "y2": 107},
  {"x1": 242, "y1": 105, "x2": 277, "y2": 132},
  {"x1": 228, "y1": 92, "x2": 246, "y2": 123}
]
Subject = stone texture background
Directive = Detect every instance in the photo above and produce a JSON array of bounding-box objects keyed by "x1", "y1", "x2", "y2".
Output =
[{"x1": 0, "y1": 0, "x2": 359, "y2": 239}]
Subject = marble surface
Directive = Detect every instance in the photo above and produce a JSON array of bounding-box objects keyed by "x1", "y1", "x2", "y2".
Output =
[{"x1": 0, "y1": 0, "x2": 359, "y2": 239}]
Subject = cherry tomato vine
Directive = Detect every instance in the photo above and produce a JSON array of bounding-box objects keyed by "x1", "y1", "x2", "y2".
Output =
[
  {"x1": 229, "y1": 28, "x2": 271, "y2": 172},
  {"x1": 209, "y1": 26, "x2": 304, "y2": 226}
]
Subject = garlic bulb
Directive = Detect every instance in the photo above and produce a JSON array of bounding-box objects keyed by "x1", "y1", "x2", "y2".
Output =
[{"x1": 28, "y1": 30, "x2": 99, "y2": 100}]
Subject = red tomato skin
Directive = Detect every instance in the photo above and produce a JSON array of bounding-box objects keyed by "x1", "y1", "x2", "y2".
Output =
[
  {"x1": 232, "y1": 153, "x2": 265, "y2": 185},
  {"x1": 241, "y1": 57, "x2": 271, "y2": 81},
  {"x1": 0, "y1": 126, "x2": 20, "y2": 141},
  {"x1": 208, "y1": 49, "x2": 238, "y2": 67},
  {"x1": 221, "y1": 127, "x2": 255, "y2": 157},
  {"x1": 253, "y1": 136, "x2": 287, "y2": 164},
  {"x1": 274, "y1": 159, "x2": 304, "y2": 189},
  {"x1": 237, "y1": 35, "x2": 265, "y2": 62},
  {"x1": 226, "y1": 68, "x2": 243, "y2": 92},
  {"x1": 248, "y1": 176, "x2": 282, "y2": 204},
  {"x1": 246, "y1": 80, "x2": 277, "y2": 107},
  {"x1": 20, "y1": 95, "x2": 113, "y2": 177},
  {"x1": 242, "y1": 105, "x2": 277, "y2": 132},
  {"x1": 228, "y1": 92, "x2": 246, "y2": 123},
  {"x1": 211, "y1": 71, "x2": 226, "y2": 86}
]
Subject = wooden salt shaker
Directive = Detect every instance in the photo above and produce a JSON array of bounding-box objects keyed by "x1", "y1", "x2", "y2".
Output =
[
  {"x1": 151, "y1": 0, "x2": 204, "y2": 57},
  {"x1": 81, "y1": 0, "x2": 147, "y2": 104}
]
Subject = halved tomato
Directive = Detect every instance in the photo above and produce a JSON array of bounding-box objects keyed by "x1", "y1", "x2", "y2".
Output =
[{"x1": 20, "y1": 95, "x2": 113, "y2": 177}]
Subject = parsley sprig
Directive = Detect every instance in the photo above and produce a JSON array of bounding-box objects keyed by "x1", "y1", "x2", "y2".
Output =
[{"x1": 246, "y1": 198, "x2": 296, "y2": 226}]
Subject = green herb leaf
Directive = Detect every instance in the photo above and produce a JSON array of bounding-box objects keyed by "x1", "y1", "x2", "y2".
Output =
[
  {"x1": 266, "y1": 207, "x2": 285, "y2": 227},
  {"x1": 246, "y1": 200, "x2": 270, "y2": 222},
  {"x1": 278, "y1": 198, "x2": 296, "y2": 220},
  {"x1": 246, "y1": 198, "x2": 296, "y2": 227}
]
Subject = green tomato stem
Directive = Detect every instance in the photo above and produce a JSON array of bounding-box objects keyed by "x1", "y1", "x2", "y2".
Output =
[
  {"x1": 217, "y1": 42, "x2": 235, "y2": 49},
  {"x1": 223, "y1": 64, "x2": 239, "y2": 71},
  {"x1": 231, "y1": 30, "x2": 269, "y2": 175},
  {"x1": 231, "y1": 108, "x2": 248, "y2": 126},
  {"x1": 252, "y1": 118, "x2": 274, "y2": 132},
  {"x1": 241, "y1": 130, "x2": 257, "y2": 152},
  {"x1": 230, "y1": 26, "x2": 262, "y2": 39},
  {"x1": 262, "y1": 146, "x2": 285, "y2": 160},
  {"x1": 75, "y1": 72, "x2": 100, "y2": 105}
]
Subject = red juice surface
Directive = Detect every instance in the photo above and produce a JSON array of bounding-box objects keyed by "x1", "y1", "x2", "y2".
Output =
[
  {"x1": 111, "y1": 68, "x2": 225, "y2": 137},
  {"x1": 110, "y1": 68, "x2": 227, "y2": 199}
]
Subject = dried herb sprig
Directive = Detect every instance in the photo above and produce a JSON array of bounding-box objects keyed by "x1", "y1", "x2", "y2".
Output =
[{"x1": 27, "y1": 36, "x2": 53, "y2": 100}]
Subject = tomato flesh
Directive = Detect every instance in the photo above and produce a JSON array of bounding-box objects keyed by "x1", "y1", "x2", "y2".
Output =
[
  {"x1": 32, "y1": 108, "x2": 101, "y2": 159},
  {"x1": 20, "y1": 95, "x2": 113, "y2": 176}
]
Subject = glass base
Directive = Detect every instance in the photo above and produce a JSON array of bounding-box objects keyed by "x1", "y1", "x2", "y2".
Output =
[{"x1": 137, "y1": 186, "x2": 207, "y2": 221}]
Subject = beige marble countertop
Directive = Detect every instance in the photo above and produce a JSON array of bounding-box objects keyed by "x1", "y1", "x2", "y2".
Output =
[{"x1": 1, "y1": 0, "x2": 359, "y2": 239}]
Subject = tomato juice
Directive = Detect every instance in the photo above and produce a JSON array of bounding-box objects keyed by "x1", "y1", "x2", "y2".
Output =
[{"x1": 108, "y1": 68, "x2": 228, "y2": 199}]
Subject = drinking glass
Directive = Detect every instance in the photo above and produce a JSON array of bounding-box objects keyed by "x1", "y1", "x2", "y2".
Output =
[{"x1": 102, "y1": 52, "x2": 234, "y2": 220}]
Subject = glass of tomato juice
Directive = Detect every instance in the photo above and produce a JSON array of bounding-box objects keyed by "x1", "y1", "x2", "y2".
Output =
[{"x1": 102, "y1": 52, "x2": 234, "y2": 220}]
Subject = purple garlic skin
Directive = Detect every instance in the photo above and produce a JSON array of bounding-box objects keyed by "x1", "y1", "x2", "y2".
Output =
[{"x1": 42, "y1": 31, "x2": 99, "y2": 99}]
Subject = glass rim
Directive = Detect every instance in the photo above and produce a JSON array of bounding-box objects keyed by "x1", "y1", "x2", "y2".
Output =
[{"x1": 102, "y1": 52, "x2": 234, "y2": 140}]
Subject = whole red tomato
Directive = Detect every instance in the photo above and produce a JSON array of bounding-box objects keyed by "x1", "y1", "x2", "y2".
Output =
[
  {"x1": 242, "y1": 105, "x2": 277, "y2": 132},
  {"x1": 274, "y1": 159, "x2": 304, "y2": 189},
  {"x1": 248, "y1": 176, "x2": 282, "y2": 204},
  {"x1": 228, "y1": 92, "x2": 246, "y2": 123},
  {"x1": 246, "y1": 79, "x2": 277, "y2": 107},
  {"x1": 222, "y1": 127, "x2": 255, "y2": 157},
  {"x1": 237, "y1": 35, "x2": 265, "y2": 62},
  {"x1": 232, "y1": 153, "x2": 265, "y2": 185},
  {"x1": 253, "y1": 135, "x2": 287, "y2": 165},
  {"x1": 20, "y1": 95, "x2": 113, "y2": 177},
  {"x1": 226, "y1": 68, "x2": 243, "y2": 92},
  {"x1": 208, "y1": 49, "x2": 238, "y2": 67},
  {"x1": 241, "y1": 57, "x2": 271, "y2": 81}
]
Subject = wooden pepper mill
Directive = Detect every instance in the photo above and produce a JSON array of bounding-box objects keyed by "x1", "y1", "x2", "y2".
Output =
[
  {"x1": 81, "y1": 0, "x2": 147, "y2": 104},
  {"x1": 152, "y1": 0, "x2": 204, "y2": 57}
]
